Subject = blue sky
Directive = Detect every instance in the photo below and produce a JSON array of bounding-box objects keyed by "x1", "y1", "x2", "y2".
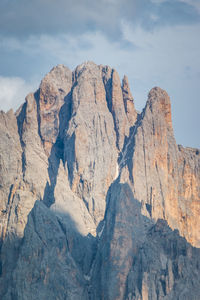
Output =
[{"x1": 0, "y1": 0, "x2": 199, "y2": 148}]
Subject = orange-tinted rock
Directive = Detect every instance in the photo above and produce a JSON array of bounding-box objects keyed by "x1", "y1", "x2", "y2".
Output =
[
  {"x1": 178, "y1": 146, "x2": 200, "y2": 247},
  {"x1": 121, "y1": 87, "x2": 200, "y2": 247},
  {"x1": 147, "y1": 87, "x2": 172, "y2": 128},
  {"x1": 38, "y1": 65, "x2": 72, "y2": 154},
  {"x1": 0, "y1": 62, "x2": 200, "y2": 299}
]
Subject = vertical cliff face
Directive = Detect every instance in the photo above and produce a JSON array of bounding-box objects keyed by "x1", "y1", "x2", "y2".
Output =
[
  {"x1": 0, "y1": 62, "x2": 199, "y2": 299},
  {"x1": 127, "y1": 87, "x2": 179, "y2": 227},
  {"x1": 38, "y1": 65, "x2": 72, "y2": 154},
  {"x1": 118, "y1": 86, "x2": 200, "y2": 247},
  {"x1": 64, "y1": 62, "x2": 119, "y2": 224},
  {"x1": 122, "y1": 75, "x2": 137, "y2": 127},
  {"x1": 6, "y1": 201, "x2": 89, "y2": 300},
  {"x1": 0, "y1": 110, "x2": 22, "y2": 216},
  {"x1": 91, "y1": 183, "x2": 200, "y2": 300},
  {"x1": 177, "y1": 145, "x2": 200, "y2": 247}
]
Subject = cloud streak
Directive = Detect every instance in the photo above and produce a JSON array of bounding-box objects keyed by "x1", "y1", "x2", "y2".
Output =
[
  {"x1": 0, "y1": 0, "x2": 199, "y2": 147},
  {"x1": 0, "y1": 76, "x2": 37, "y2": 112}
]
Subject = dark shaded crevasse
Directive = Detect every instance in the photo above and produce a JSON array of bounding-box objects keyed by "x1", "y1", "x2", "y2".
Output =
[
  {"x1": 16, "y1": 101, "x2": 27, "y2": 177},
  {"x1": 118, "y1": 113, "x2": 142, "y2": 183}
]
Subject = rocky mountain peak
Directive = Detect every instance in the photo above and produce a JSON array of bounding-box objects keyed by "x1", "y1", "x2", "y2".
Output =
[
  {"x1": 147, "y1": 86, "x2": 172, "y2": 128},
  {"x1": 0, "y1": 62, "x2": 199, "y2": 299},
  {"x1": 73, "y1": 61, "x2": 100, "y2": 79},
  {"x1": 38, "y1": 64, "x2": 72, "y2": 153},
  {"x1": 39, "y1": 64, "x2": 72, "y2": 99}
]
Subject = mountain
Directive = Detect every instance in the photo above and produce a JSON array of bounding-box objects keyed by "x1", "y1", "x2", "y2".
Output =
[{"x1": 0, "y1": 61, "x2": 199, "y2": 299}]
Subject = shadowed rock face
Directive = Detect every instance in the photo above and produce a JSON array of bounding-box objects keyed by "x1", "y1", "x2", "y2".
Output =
[
  {"x1": 91, "y1": 183, "x2": 200, "y2": 300},
  {"x1": 0, "y1": 62, "x2": 199, "y2": 299}
]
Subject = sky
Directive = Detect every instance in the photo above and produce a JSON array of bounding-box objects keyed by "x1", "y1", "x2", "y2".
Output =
[{"x1": 0, "y1": 0, "x2": 199, "y2": 148}]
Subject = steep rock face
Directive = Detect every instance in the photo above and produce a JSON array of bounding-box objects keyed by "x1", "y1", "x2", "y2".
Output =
[
  {"x1": 17, "y1": 93, "x2": 49, "y2": 199},
  {"x1": 178, "y1": 145, "x2": 200, "y2": 247},
  {"x1": 0, "y1": 66, "x2": 73, "y2": 297},
  {"x1": 5, "y1": 201, "x2": 89, "y2": 300},
  {"x1": 122, "y1": 75, "x2": 137, "y2": 127},
  {"x1": 125, "y1": 219, "x2": 200, "y2": 300},
  {"x1": 91, "y1": 183, "x2": 150, "y2": 300},
  {"x1": 0, "y1": 62, "x2": 199, "y2": 299},
  {"x1": 0, "y1": 110, "x2": 22, "y2": 220},
  {"x1": 100, "y1": 66, "x2": 130, "y2": 150},
  {"x1": 119, "y1": 87, "x2": 200, "y2": 247},
  {"x1": 109, "y1": 70, "x2": 129, "y2": 150},
  {"x1": 51, "y1": 161, "x2": 96, "y2": 236},
  {"x1": 0, "y1": 93, "x2": 49, "y2": 296},
  {"x1": 38, "y1": 65, "x2": 72, "y2": 154},
  {"x1": 5, "y1": 184, "x2": 199, "y2": 300},
  {"x1": 0, "y1": 110, "x2": 23, "y2": 294},
  {"x1": 91, "y1": 182, "x2": 200, "y2": 300},
  {"x1": 64, "y1": 62, "x2": 119, "y2": 224},
  {"x1": 128, "y1": 87, "x2": 179, "y2": 224}
]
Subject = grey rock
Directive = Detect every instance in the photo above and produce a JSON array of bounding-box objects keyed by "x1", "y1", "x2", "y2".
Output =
[
  {"x1": 64, "y1": 62, "x2": 118, "y2": 224},
  {"x1": 100, "y1": 65, "x2": 129, "y2": 150},
  {"x1": 5, "y1": 201, "x2": 89, "y2": 300},
  {"x1": 91, "y1": 182, "x2": 151, "y2": 300},
  {"x1": 125, "y1": 218, "x2": 200, "y2": 300},
  {"x1": 0, "y1": 109, "x2": 23, "y2": 296},
  {"x1": 0, "y1": 109, "x2": 22, "y2": 215},
  {"x1": 119, "y1": 87, "x2": 200, "y2": 246},
  {"x1": 91, "y1": 182, "x2": 200, "y2": 300},
  {"x1": 38, "y1": 64, "x2": 72, "y2": 154},
  {"x1": 122, "y1": 75, "x2": 137, "y2": 127},
  {"x1": 177, "y1": 145, "x2": 200, "y2": 247},
  {"x1": 0, "y1": 62, "x2": 199, "y2": 300}
]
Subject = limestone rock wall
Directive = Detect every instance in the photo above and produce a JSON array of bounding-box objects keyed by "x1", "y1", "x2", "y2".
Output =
[
  {"x1": 0, "y1": 62, "x2": 199, "y2": 299},
  {"x1": 38, "y1": 65, "x2": 72, "y2": 154},
  {"x1": 119, "y1": 86, "x2": 200, "y2": 247},
  {"x1": 5, "y1": 201, "x2": 89, "y2": 300},
  {"x1": 91, "y1": 182, "x2": 200, "y2": 300},
  {"x1": 64, "y1": 62, "x2": 119, "y2": 224},
  {"x1": 122, "y1": 75, "x2": 137, "y2": 127},
  {"x1": 178, "y1": 145, "x2": 200, "y2": 247}
]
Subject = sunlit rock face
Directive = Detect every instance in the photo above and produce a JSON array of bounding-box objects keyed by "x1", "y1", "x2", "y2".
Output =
[
  {"x1": 64, "y1": 62, "x2": 119, "y2": 225},
  {"x1": 118, "y1": 86, "x2": 200, "y2": 247},
  {"x1": 177, "y1": 145, "x2": 200, "y2": 247},
  {"x1": 0, "y1": 62, "x2": 199, "y2": 299}
]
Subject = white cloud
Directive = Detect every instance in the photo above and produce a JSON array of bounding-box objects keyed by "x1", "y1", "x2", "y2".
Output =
[
  {"x1": 0, "y1": 76, "x2": 37, "y2": 112},
  {"x1": 0, "y1": 22, "x2": 199, "y2": 147},
  {"x1": 120, "y1": 20, "x2": 200, "y2": 84}
]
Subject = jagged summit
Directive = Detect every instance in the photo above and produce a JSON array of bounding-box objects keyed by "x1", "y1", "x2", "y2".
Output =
[
  {"x1": 0, "y1": 62, "x2": 199, "y2": 299},
  {"x1": 146, "y1": 86, "x2": 173, "y2": 128}
]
